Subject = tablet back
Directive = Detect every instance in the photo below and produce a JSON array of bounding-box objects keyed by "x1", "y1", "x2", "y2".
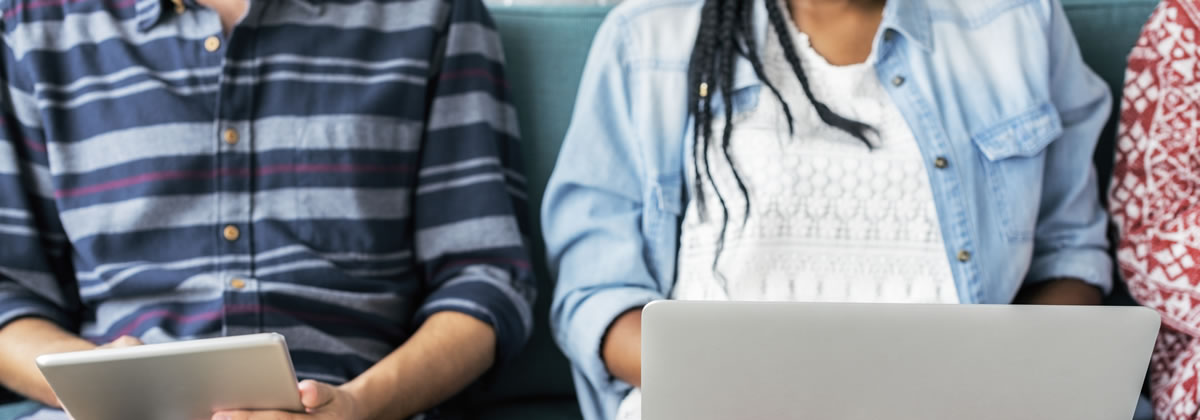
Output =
[
  {"x1": 642, "y1": 301, "x2": 1160, "y2": 420},
  {"x1": 37, "y1": 333, "x2": 304, "y2": 420}
]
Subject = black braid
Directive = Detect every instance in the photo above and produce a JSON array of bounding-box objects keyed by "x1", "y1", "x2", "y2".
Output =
[
  {"x1": 736, "y1": 0, "x2": 795, "y2": 137},
  {"x1": 688, "y1": 0, "x2": 720, "y2": 219},
  {"x1": 687, "y1": 0, "x2": 875, "y2": 277},
  {"x1": 763, "y1": 0, "x2": 875, "y2": 145},
  {"x1": 709, "y1": 0, "x2": 743, "y2": 275}
]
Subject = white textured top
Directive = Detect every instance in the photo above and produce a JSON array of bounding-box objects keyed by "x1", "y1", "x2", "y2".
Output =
[{"x1": 615, "y1": 17, "x2": 958, "y2": 420}]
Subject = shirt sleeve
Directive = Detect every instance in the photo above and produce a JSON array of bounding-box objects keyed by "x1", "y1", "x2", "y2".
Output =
[
  {"x1": 1024, "y1": 0, "x2": 1114, "y2": 292},
  {"x1": 0, "y1": 23, "x2": 78, "y2": 332},
  {"x1": 1111, "y1": 2, "x2": 1200, "y2": 417},
  {"x1": 410, "y1": 0, "x2": 535, "y2": 364},
  {"x1": 1111, "y1": 0, "x2": 1200, "y2": 338},
  {"x1": 542, "y1": 13, "x2": 665, "y2": 403}
]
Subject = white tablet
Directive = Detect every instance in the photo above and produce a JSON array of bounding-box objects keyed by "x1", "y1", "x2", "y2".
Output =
[{"x1": 36, "y1": 333, "x2": 304, "y2": 420}]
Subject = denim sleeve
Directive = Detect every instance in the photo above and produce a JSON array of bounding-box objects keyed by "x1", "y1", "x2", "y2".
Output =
[
  {"x1": 542, "y1": 13, "x2": 665, "y2": 412},
  {"x1": 1025, "y1": 0, "x2": 1114, "y2": 293}
]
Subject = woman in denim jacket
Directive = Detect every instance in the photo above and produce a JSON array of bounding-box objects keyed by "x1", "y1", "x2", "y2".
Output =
[{"x1": 543, "y1": 1, "x2": 1113, "y2": 419}]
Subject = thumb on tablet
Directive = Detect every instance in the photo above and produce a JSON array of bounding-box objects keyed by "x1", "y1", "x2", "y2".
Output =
[
  {"x1": 99, "y1": 336, "x2": 143, "y2": 349},
  {"x1": 298, "y1": 380, "x2": 334, "y2": 409}
]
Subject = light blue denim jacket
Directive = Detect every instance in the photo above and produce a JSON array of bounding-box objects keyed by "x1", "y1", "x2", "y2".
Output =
[{"x1": 542, "y1": 0, "x2": 1113, "y2": 419}]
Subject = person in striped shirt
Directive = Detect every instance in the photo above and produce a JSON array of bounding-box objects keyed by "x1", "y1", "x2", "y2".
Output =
[{"x1": 0, "y1": 0, "x2": 535, "y2": 419}]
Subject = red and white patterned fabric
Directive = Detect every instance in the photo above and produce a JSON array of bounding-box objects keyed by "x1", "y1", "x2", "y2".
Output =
[{"x1": 1114, "y1": 1, "x2": 1200, "y2": 418}]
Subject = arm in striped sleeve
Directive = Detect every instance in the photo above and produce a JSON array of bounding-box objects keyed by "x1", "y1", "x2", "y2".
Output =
[
  {"x1": 0, "y1": 22, "x2": 78, "y2": 334},
  {"x1": 411, "y1": 0, "x2": 535, "y2": 365},
  {"x1": 0, "y1": 18, "x2": 97, "y2": 407}
]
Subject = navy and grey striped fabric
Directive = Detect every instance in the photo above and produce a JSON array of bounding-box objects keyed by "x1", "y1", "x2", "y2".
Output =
[{"x1": 0, "y1": 0, "x2": 534, "y2": 409}]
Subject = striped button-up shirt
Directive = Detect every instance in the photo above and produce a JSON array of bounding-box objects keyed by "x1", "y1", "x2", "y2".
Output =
[{"x1": 0, "y1": 0, "x2": 534, "y2": 409}]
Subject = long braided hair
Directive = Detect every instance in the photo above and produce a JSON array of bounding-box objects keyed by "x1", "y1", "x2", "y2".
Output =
[{"x1": 688, "y1": 0, "x2": 876, "y2": 273}]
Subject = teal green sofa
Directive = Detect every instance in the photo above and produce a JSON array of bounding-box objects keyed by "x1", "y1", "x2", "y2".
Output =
[{"x1": 0, "y1": 1, "x2": 1166, "y2": 419}]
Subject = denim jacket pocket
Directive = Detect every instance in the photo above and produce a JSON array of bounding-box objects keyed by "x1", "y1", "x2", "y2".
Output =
[
  {"x1": 969, "y1": 102, "x2": 1063, "y2": 242},
  {"x1": 646, "y1": 175, "x2": 683, "y2": 242},
  {"x1": 651, "y1": 177, "x2": 684, "y2": 216},
  {"x1": 644, "y1": 175, "x2": 683, "y2": 279}
]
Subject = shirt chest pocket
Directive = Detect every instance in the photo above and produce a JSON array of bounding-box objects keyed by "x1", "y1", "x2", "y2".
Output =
[
  {"x1": 968, "y1": 102, "x2": 1063, "y2": 243},
  {"x1": 289, "y1": 118, "x2": 420, "y2": 251}
]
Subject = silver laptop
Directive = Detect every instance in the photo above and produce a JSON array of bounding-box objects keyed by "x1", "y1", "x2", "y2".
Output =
[{"x1": 642, "y1": 301, "x2": 1159, "y2": 420}]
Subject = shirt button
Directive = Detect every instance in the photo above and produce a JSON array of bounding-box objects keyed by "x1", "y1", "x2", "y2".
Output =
[
  {"x1": 934, "y1": 157, "x2": 949, "y2": 169},
  {"x1": 223, "y1": 225, "x2": 240, "y2": 241},
  {"x1": 892, "y1": 76, "x2": 906, "y2": 87},
  {"x1": 222, "y1": 129, "x2": 239, "y2": 145},
  {"x1": 204, "y1": 36, "x2": 221, "y2": 53},
  {"x1": 230, "y1": 278, "x2": 246, "y2": 290},
  {"x1": 957, "y1": 250, "x2": 971, "y2": 262}
]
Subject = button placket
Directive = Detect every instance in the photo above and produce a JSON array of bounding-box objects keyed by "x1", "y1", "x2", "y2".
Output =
[
  {"x1": 198, "y1": 9, "x2": 260, "y2": 335},
  {"x1": 877, "y1": 48, "x2": 980, "y2": 301},
  {"x1": 217, "y1": 4, "x2": 270, "y2": 334}
]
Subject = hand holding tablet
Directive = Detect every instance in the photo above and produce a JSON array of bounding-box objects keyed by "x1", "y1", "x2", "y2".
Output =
[
  {"x1": 211, "y1": 380, "x2": 368, "y2": 420},
  {"x1": 36, "y1": 334, "x2": 304, "y2": 420}
]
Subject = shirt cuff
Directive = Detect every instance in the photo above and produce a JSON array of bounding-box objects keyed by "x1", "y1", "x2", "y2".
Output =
[
  {"x1": 415, "y1": 270, "x2": 535, "y2": 364},
  {"x1": 0, "y1": 291, "x2": 74, "y2": 333},
  {"x1": 555, "y1": 286, "x2": 662, "y2": 396},
  {"x1": 1025, "y1": 247, "x2": 1114, "y2": 295}
]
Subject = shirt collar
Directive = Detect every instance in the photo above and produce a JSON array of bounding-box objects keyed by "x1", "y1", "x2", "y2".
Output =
[
  {"x1": 135, "y1": 0, "x2": 321, "y2": 32},
  {"x1": 880, "y1": 0, "x2": 934, "y2": 52}
]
